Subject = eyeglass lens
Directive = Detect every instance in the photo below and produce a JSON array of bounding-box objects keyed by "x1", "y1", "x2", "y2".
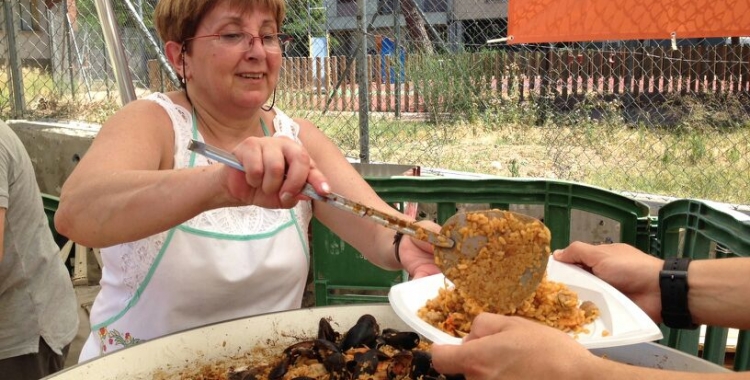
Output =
[{"x1": 219, "y1": 32, "x2": 285, "y2": 52}]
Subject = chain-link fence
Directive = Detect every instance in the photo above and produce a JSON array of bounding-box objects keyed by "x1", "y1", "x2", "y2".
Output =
[{"x1": 1, "y1": 0, "x2": 749, "y2": 208}]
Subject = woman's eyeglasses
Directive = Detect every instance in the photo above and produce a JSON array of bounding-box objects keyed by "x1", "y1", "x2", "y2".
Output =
[{"x1": 183, "y1": 32, "x2": 291, "y2": 53}]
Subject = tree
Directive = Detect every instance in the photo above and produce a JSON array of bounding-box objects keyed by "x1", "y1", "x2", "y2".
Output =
[
  {"x1": 74, "y1": 0, "x2": 158, "y2": 28},
  {"x1": 283, "y1": 0, "x2": 328, "y2": 57},
  {"x1": 399, "y1": 0, "x2": 434, "y2": 54}
]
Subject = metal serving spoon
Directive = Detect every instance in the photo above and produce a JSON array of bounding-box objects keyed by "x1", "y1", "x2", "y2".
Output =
[
  {"x1": 188, "y1": 140, "x2": 549, "y2": 311},
  {"x1": 434, "y1": 209, "x2": 551, "y2": 314},
  {"x1": 187, "y1": 139, "x2": 453, "y2": 248}
]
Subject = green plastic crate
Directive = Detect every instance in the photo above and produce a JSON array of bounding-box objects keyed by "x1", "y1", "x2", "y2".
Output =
[
  {"x1": 654, "y1": 199, "x2": 750, "y2": 371},
  {"x1": 42, "y1": 193, "x2": 68, "y2": 248},
  {"x1": 312, "y1": 177, "x2": 651, "y2": 306},
  {"x1": 41, "y1": 193, "x2": 74, "y2": 274}
]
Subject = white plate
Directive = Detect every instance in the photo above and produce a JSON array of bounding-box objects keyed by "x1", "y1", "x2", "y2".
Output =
[{"x1": 388, "y1": 258, "x2": 663, "y2": 349}]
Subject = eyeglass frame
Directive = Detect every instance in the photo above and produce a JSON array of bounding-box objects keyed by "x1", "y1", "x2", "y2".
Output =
[{"x1": 181, "y1": 32, "x2": 292, "y2": 53}]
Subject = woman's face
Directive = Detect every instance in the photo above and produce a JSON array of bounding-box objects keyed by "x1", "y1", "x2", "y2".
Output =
[{"x1": 185, "y1": 1, "x2": 282, "y2": 113}]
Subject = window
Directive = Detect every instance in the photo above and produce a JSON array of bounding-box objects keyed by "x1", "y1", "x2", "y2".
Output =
[
  {"x1": 423, "y1": 0, "x2": 448, "y2": 13},
  {"x1": 378, "y1": 0, "x2": 396, "y2": 14},
  {"x1": 337, "y1": 0, "x2": 357, "y2": 17},
  {"x1": 20, "y1": 0, "x2": 42, "y2": 32}
]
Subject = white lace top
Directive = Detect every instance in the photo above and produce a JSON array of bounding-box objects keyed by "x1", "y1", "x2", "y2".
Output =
[
  {"x1": 105, "y1": 93, "x2": 313, "y2": 298},
  {"x1": 80, "y1": 93, "x2": 314, "y2": 361}
]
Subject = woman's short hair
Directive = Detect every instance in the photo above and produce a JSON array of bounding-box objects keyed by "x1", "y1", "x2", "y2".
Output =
[{"x1": 153, "y1": 0, "x2": 286, "y2": 45}]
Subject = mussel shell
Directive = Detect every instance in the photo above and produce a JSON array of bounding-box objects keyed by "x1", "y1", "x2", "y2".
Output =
[
  {"x1": 387, "y1": 350, "x2": 414, "y2": 380},
  {"x1": 340, "y1": 314, "x2": 380, "y2": 351},
  {"x1": 228, "y1": 367, "x2": 262, "y2": 380},
  {"x1": 411, "y1": 350, "x2": 440, "y2": 379},
  {"x1": 382, "y1": 331, "x2": 421, "y2": 350},
  {"x1": 318, "y1": 318, "x2": 340, "y2": 342},
  {"x1": 283, "y1": 340, "x2": 316, "y2": 357},
  {"x1": 268, "y1": 356, "x2": 291, "y2": 380},
  {"x1": 348, "y1": 348, "x2": 381, "y2": 377}
]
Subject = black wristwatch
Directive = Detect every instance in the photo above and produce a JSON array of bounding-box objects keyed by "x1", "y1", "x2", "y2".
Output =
[{"x1": 659, "y1": 257, "x2": 699, "y2": 329}]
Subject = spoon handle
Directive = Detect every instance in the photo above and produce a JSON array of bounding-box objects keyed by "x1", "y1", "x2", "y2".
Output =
[{"x1": 187, "y1": 139, "x2": 454, "y2": 249}]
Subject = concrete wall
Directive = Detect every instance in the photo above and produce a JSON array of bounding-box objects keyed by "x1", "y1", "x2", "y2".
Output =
[{"x1": 8, "y1": 120, "x2": 97, "y2": 196}]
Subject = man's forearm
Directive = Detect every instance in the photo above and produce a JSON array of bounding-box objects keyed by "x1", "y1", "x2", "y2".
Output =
[{"x1": 688, "y1": 257, "x2": 750, "y2": 329}]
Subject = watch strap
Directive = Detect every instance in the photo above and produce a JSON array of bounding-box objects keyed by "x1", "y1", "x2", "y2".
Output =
[{"x1": 659, "y1": 257, "x2": 699, "y2": 330}]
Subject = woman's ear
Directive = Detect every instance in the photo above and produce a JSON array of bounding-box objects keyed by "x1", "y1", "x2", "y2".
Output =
[{"x1": 164, "y1": 41, "x2": 186, "y2": 81}]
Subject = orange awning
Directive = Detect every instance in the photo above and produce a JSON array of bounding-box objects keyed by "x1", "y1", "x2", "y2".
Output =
[{"x1": 508, "y1": 0, "x2": 750, "y2": 44}]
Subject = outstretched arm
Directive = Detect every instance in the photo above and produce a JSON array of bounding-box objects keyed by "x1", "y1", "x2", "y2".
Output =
[
  {"x1": 432, "y1": 313, "x2": 748, "y2": 380},
  {"x1": 298, "y1": 119, "x2": 440, "y2": 278},
  {"x1": 554, "y1": 241, "x2": 750, "y2": 330}
]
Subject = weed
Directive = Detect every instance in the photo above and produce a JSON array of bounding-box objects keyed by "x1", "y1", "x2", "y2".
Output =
[{"x1": 509, "y1": 159, "x2": 520, "y2": 177}]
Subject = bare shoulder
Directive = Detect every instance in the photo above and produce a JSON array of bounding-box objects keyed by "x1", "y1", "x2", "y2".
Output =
[
  {"x1": 82, "y1": 98, "x2": 177, "y2": 171},
  {"x1": 101, "y1": 98, "x2": 174, "y2": 136}
]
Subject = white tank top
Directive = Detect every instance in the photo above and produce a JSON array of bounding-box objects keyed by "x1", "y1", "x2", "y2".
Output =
[{"x1": 79, "y1": 93, "x2": 312, "y2": 361}]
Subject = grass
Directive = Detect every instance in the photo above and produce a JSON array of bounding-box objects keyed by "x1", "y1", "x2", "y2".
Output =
[
  {"x1": 1, "y1": 66, "x2": 121, "y2": 123},
  {"x1": 300, "y1": 106, "x2": 750, "y2": 206}
]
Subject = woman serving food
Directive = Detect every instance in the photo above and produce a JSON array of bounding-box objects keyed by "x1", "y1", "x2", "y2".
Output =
[{"x1": 54, "y1": 0, "x2": 440, "y2": 362}]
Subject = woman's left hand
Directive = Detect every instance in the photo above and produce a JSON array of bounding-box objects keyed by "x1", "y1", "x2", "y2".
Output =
[
  {"x1": 398, "y1": 220, "x2": 442, "y2": 279},
  {"x1": 432, "y1": 313, "x2": 604, "y2": 380}
]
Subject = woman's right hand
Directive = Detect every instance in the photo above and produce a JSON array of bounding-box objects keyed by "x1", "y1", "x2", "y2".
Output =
[
  {"x1": 221, "y1": 135, "x2": 329, "y2": 209},
  {"x1": 553, "y1": 242, "x2": 664, "y2": 321}
]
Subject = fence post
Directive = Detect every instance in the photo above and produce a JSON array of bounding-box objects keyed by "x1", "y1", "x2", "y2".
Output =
[
  {"x1": 357, "y1": 0, "x2": 370, "y2": 162},
  {"x1": 536, "y1": 49, "x2": 551, "y2": 126},
  {"x1": 394, "y1": 0, "x2": 402, "y2": 118},
  {"x1": 4, "y1": 0, "x2": 25, "y2": 118},
  {"x1": 122, "y1": 0, "x2": 180, "y2": 88},
  {"x1": 94, "y1": 0, "x2": 137, "y2": 105},
  {"x1": 733, "y1": 44, "x2": 743, "y2": 93},
  {"x1": 63, "y1": 0, "x2": 77, "y2": 99},
  {"x1": 742, "y1": 45, "x2": 750, "y2": 93}
]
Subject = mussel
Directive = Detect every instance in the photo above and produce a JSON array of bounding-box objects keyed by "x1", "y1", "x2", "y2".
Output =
[
  {"x1": 340, "y1": 314, "x2": 380, "y2": 351},
  {"x1": 318, "y1": 317, "x2": 340, "y2": 343},
  {"x1": 232, "y1": 315, "x2": 464, "y2": 380}
]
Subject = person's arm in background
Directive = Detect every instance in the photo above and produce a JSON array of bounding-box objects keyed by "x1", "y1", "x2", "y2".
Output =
[
  {"x1": 432, "y1": 242, "x2": 750, "y2": 379},
  {"x1": 0, "y1": 207, "x2": 5, "y2": 262},
  {"x1": 432, "y1": 313, "x2": 750, "y2": 380},
  {"x1": 1, "y1": 134, "x2": 6, "y2": 263},
  {"x1": 554, "y1": 241, "x2": 750, "y2": 330}
]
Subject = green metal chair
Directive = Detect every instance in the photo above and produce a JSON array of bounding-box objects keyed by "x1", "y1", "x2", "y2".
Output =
[
  {"x1": 312, "y1": 177, "x2": 652, "y2": 305},
  {"x1": 655, "y1": 199, "x2": 750, "y2": 371}
]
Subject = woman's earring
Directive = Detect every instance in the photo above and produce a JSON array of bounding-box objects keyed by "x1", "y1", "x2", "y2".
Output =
[
  {"x1": 262, "y1": 88, "x2": 276, "y2": 111},
  {"x1": 180, "y1": 48, "x2": 187, "y2": 87}
]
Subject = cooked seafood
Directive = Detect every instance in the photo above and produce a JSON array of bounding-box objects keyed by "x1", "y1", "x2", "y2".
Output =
[
  {"x1": 163, "y1": 314, "x2": 464, "y2": 380},
  {"x1": 423, "y1": 210, "x2": 598, "y2": 337},
  {"x1": 435, "y1": 210, "x2": 551, "y2": 314},
  {"x1": 418, "y1": 274, "x2": 600, "y2": 338}
]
